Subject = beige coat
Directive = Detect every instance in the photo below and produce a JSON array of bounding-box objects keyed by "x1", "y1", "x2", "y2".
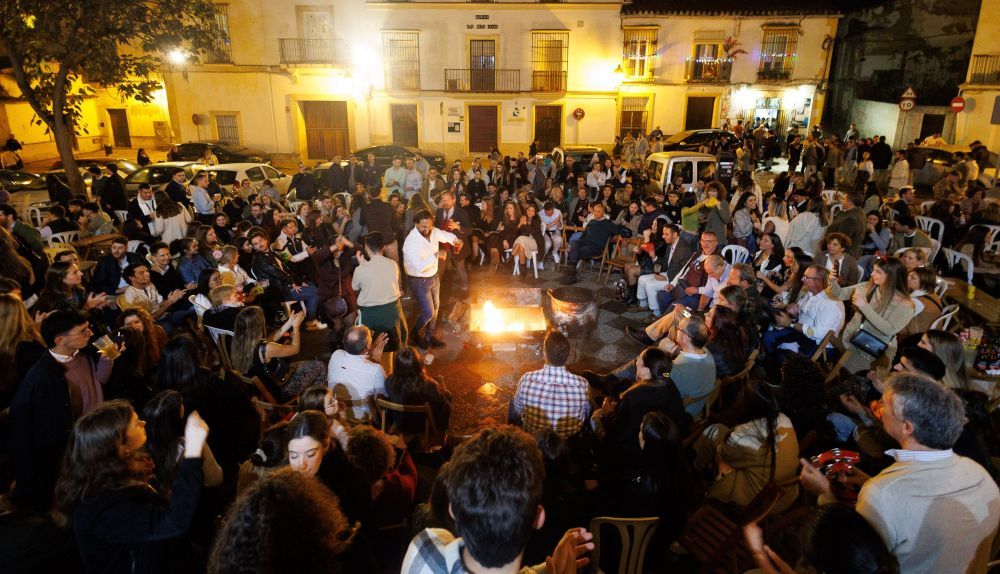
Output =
[{"x1": 829, "y1": 280, "x2": 915, "y2": 376}]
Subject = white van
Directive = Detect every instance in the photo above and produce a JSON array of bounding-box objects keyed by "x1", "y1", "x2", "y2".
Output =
[{"x1": 644, "y1": 151, "x2": 718, "y2": 194}]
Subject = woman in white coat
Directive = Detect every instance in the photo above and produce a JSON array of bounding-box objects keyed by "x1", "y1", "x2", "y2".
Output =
[
  {"x1": 152, "y1": 191, "x2": 192, "y2": 245},
  {"x1": 785, "y1": 196, "x2": 828, "y2": 257}
]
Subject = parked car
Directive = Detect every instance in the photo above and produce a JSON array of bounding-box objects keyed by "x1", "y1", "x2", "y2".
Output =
[
  {"x1": 123, "y1": 161, "x2": 207, "y2": 196},
  {"x1": 644, "y1": 151, "x2": 719, "y2": 194},
  {"x1": 7, "y1": 168, "x2": 93, "y2": 222},
  {"x1": 660, "y1": 129, "x2": 729, "y2": 152},
  {"x1": 351, "y1": 145, "x2": 446, "y2": 172},
  {"x1": 49, "y1": 158, "x2": 138, "y2": 177},
  {"x1": 906, "y1": 145, "x2": 997, "y2": 190},
  {"x1": 172, "y1": 141, "x2": 272, "y2": 165},
  {"x1": 551, "y1": 146, "x2": 610, "y2": 176},
  {"x1": 210, "y1": 163, "x2": 291, "y2": 196},
  {"x1": 284, "y1": 160, "x2": 351, "y2": 203},
  {"x1": 0, "y1": 169, "x2": 47, "y2": 193}
]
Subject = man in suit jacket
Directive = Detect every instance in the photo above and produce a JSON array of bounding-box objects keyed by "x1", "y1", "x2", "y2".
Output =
[
  {"x1": 434, "y1": 190, "x2": 472, "y2": 301},
  {"x1": 92, "y1": 236, "x2": 144, "y2": 295},
  {"x1": 889, "y1": 215, "x2": 934, "y2": 254},
  {"x1": 633, "y1": 223, "x2": 693, "y2": 308},
  {"x1": 825, "y1": 191, "x2": 867, "y2": 258},
  {"x1": 0, "y1": 204, "x2": 43, "y2": 252},
  {"x1": 125, "y1": 183, "x2": 157, "y2": 242},
  {"x1": 421, "y1": 167, "x2": 448, "y2": 202},
  {"x1": 326, "y1": 157, "x2": 347, "y2": 194}
]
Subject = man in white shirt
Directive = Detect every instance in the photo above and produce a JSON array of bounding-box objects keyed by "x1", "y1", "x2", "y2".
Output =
[
  {"x1": 801, "y1": 373, "x2": 1000, "y2": 574},
  {"x1": 887, "y1": 150, "x2": 910, "y2": 197},
  {"x1": 403, "y1": 209, "x2": 460, "y2": 349},
  {"x1": 762, "y1": 264, "x2": 845, "y2": 359},
  {"x1": 122, "y1": 262, "x2": 190, "y2": 331},
  {"x1": 327, "y1": 325, "x2": 388, "y2": 421},
  {"x1": 403, "y1": 158, "x2": 424, "y2": 201},
  {"x1": 539, "y1": 201, "x2": 563, "y2": 263}
]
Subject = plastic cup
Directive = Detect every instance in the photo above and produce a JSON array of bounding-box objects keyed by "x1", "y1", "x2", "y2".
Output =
[{"x1": 93, "y1": 335, "x2": 120, "y2": 360}]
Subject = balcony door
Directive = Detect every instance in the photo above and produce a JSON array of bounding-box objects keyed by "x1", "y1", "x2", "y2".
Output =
[{"x1": 470, "y1": 40, "x2": 496, "y2": 92}]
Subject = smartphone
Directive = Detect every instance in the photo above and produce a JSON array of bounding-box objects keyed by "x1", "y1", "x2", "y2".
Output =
[{"x1": 294, "y1": 301, "x2": 306, "y2": 314}]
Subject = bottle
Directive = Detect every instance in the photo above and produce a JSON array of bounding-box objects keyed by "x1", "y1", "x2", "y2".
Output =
[{"x1": 968, "y1": 284, "x2": 976, "y2": 300}]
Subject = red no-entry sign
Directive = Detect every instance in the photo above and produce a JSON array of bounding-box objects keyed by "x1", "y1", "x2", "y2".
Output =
[{"x1": 951, "y1": 96, "x2": 966, "y2": 113}]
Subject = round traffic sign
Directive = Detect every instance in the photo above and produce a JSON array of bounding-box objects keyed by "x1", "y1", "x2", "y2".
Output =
[
  {"x1": 951, "y1": 96, "x2": 966, "y2": 113},
  {"x1": 899, "y1": 99, "x2": 915, "y2": 112},
  {"x1": 573, "y1": 108, "x2": 585, "y2": 120}
]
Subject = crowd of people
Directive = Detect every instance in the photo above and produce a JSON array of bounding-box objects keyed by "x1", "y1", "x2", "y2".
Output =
[{"x1": 0, "y1": 119, "x2": 997, "y2": 574}]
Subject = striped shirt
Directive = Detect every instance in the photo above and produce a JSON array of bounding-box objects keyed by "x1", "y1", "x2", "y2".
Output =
[{"x1": 511, "y1": 365, "x2": 590, "y2": 438}]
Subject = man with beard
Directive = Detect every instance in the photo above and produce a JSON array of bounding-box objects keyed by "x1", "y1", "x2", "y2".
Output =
[{"x1": 402, "y1": 210, "x2": 461, "y2": 349}]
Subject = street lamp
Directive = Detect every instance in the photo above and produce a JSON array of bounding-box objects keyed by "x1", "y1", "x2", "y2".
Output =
[{"x1": 167, "y1": 49, "x2": 187, "y2": 65}]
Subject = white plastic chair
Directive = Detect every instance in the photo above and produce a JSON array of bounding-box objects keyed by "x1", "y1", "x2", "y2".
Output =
[
  {"x1": 28, "y1": 206, "x2": 44, "y2": 227},
  {"x1": 970, "y1": 224, "x2": 1000, "y2": 254},
  {"x1": 920, "y1": 200, "x2": 935, "y2": 214},
  {"x1": 821, "y1": 189, "x2": 838, "y2": 205},
  {"x1": 915, "y1": 216, "x2": 944, "y2": 245},
  {"x1": 127, "y1": 240, "x2": 144, "y2": 253},
  {"x1": 590, "y1": 516, "x2": 659, "y2": 574},
  {"x1": 721, "y1": 244, "x2": 750, "y2": 265},
  {"x1": 934, "y1": 278, "x2": 949, "y2": 298},
  {"x1": 114, "y1": 210, "x2": 129, "y2": 225},
  {"x1": 512, "y1": 249, "x2": 540, "y2": 279},
  {"x1": 47, "y1": 231, "x2": 79, "y2": 245},
  {"x1": 930, "y1": 303, "x2": 960, "y2": 331},
  {"x1": 942, "y1": 247, "x2": 974, "y2": 284},
  {"x1": 829, "y1": 203, "x2": 843, "y2": 218}
]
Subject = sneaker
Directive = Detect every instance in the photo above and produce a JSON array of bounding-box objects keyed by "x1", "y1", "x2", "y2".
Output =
[
  {"x1": 305, "y1": 320, "x2": 328, "y2": 331},
  {"x1": 429, "y1": 336, "x2": 447, "y2": 349}
]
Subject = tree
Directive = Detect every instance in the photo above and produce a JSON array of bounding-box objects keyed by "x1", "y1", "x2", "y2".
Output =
[{"x1": 0, "y1": 0, "x2": 224, "y2": 194}]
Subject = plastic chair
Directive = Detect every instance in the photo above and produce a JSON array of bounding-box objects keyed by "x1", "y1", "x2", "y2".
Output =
[
  {"x1": 970, "y1": 224, "x2": 1000, "y2": 254},
  {"x1": 205, "y1": 326, "x2": 235, "y2": 370},
  {"x1": 114, "y1": 210, "x2": 129, "y2": 225},
  {"x1": 920, "y1": 200, "x2": 935, "y2": 215},
  {"x1": 821, "y1": 189, "x2": 838, "y2": 205},
  {"x1": 934, "y1": 278, "x2": 949, "y2": 298},
  {"x1": 47, "y1": 231, "x2": 79, "y2": 245},
  {"x1": 829, "y1": 203, "x2": 843, "y2": 219},
  {"x1": 942, "y1": 247, "x2": 974, "y2": 284},
  {"x1": 512, "y1": 249, "x2": 540, "y2": 279},
  {"x1": 721, "y1": 244, "x2": 750, "y2": 265},
  {"x1": 127, "y1": 239, "x2": 144, "y2": 253},
  {"x1": 930, "y1": 303, "x2": 960, "y2": 331},
  {"x1": 28, "y1": 206, "x2": 44, "y2": 227},
  {"x1": 915, "y1": 216, "x2": 944, "y2": 249},
  {"x1": 590, "y1": 516, "x2": 659, "y2": 574}
]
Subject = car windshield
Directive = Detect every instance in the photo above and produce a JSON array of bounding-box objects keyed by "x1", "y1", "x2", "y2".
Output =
[{"x1": 213, "y1": 142, "x2": 249, "y2": 152}]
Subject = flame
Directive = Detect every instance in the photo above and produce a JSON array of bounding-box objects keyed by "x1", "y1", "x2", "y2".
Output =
[
  {"x1": 481, "y1": 300, "x2": 525, "y2": 333},
  {"x1": 471, "y1": 300, "x2": 546, "y2": 334}
]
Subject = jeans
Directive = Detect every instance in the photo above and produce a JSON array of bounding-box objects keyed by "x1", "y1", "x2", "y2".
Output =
[
  {"x1": 762, "y1": 326, "x2": 818, "y2": 360},
  {"x1": 288, "y1": 283, "x2": 319, "y2": 320},
  {"x1": 655, "y1": 289, "x2": 700, "y2": 315},
  {"x1": 408, "y1": 274, "x2": 440, "y2": 343},
  {"x1": 157, "y1": 307, "x2": 196, "y2": 334}
]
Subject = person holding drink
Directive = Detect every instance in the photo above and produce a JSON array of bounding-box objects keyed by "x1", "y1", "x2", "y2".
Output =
[{"x1": 403, "y1": 209, "x2": 463, "y2": 350}]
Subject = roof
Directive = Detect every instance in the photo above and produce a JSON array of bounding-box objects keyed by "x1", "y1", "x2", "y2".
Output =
[
  {"x1": 645, "y1": 151, "x2": 718, "y2": 161},
  {"x1": 621, "y1": 0, "x2": 841, "y2": 17}
]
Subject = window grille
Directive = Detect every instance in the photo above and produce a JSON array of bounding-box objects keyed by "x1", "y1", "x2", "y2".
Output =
[
  {"x1": 622, "y1": 28, "x2": 657, "y2": 81},
  {"x1": 215, "y1": 114, "x2": 239, "y2": 145},
  {"x1": 619, "y1": 96, "x2": 649, "y2": 138},
  {"x1": 205, "y1": 4, "x2": 232, "y2": 64},
  {"x1": 383, "y1": 31, "x2": 420, "y2": 90},
  {"x1": 531, "y1": 31, "x2": 568, "y2": 91},
  {"x1": 758, "y1": 27, "x2": 798, "y2": 81}
]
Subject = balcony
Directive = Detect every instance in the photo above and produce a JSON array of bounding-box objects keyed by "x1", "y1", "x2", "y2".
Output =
[
  {"x1": 444, "y1": 69, "x2": 520, "y2": 92},
  {"x1": 531, "y1": 71, "x2": 567, "y2": 92},
  {"x1": 757, "y1": 67, "x2": 792, "y2": 83},
  {"x1": 970, "y1": 55, "x2": 1000, "y2": 85},
  {"x1": 685, "y1": 59, "x2": 732, "y2": 83},
  {"x1": 279, "y1": 38, "x2": 348, "y2": 65}
]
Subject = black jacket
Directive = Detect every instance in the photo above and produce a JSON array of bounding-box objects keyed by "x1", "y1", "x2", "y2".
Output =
[
  {"x1": 435, "y1": 206, "x2": 473, "y2": 259},
  {"x1": 326, "y1": 164, "x2": 348, "y2": 193},
  {"x1": 72, "y1": 458, "x2": 203, "y2": 574},
  {"x1": 289, "y1": 172, "x2": 317, "y2": 200},
  {"x1": 251, "y1": 250, "x2": 298, "y2": 295},
  {"x1": 92, "y1": 253, "x2": 144, "y2": 295},
  {"x1": 165, "y1": 180, "x2": 189, "y2": 206},
  {"x1": 361, "y1": 200, "x2": 399, "y2": 246},
  {"x1": 96, "y1": 176, "x2": 128, "y2": 212},
  {"x1": 8, "y1": 351, "x2": 74, "y2": 513}
]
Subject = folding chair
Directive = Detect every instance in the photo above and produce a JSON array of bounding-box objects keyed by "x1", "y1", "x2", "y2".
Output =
[
  {"x1": 251, "y1": 396, "x2": 299, "y2": 427},
  {"x1": 930, "y1": 304, "x2": 960, "y2": 331},
  {"x1": 373, "y1": 396, "x2": 441, "y2": 451},
  {"x1": 600, "y1": 235, "x2": 640, "y2": 283},
  {"x1": 558, "y1": 225, "x2": 583, "y2": 271},
  {"x1": 590, "y1": 516, "x2": 660, "y2": 574}
]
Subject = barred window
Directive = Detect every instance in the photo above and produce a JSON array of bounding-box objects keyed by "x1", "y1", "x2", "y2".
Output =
[
  {"x1": 205, "y1": 4, "x2": 232, "y2": 64},
  {"x1": 758, "y1": 27, "x2": 798, "y2": 80},
  {"x1": 383, "y1": 31, "x2": 420, "y2": 90},
  {"x1": 215, "y1": 114, "x2": 239, "y2": 145},
  {"x1": 531, "y1": 31, "x2": 568, "y2": 92},
  {"x1": 619, "y1": 96, "x2": 649, "y2": 138},
  {"x1": 622, "y1": 27, "x2": 657, "y2": 81}
]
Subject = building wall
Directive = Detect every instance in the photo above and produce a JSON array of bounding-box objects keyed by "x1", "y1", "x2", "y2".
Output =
[
  {"x1": 0, "y1": 74, "x2": 103, "y2": 163},
  {"x1": 955, "y1": 0, "x2": 1000, "y2": 148}
]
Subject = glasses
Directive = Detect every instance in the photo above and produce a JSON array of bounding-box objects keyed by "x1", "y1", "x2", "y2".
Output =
[{"x1": 803, "y1": 275, "x2": 822, "y2": 281}]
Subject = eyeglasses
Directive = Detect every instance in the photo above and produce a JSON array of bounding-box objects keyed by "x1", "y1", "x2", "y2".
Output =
[{"x1": 803, "y1": 275, "x2": 823, "y2": 281}]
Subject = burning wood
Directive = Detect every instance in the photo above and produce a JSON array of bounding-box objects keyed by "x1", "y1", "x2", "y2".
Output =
[{"x1": 470, "y1": 300, "x2": 548, "y2": 334}]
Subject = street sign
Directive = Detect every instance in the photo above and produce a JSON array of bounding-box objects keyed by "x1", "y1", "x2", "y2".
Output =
[
  {"x1": 900, "y1": 87, "x2": 917, "y2": 100},
  {"x1": 573, "y1": 108, "x2": 585, "y2": 120},
  {"x1": 951, "y1": 96, "x2": 966, "y2": 113},
  {"x1": 899, "y1": 99, "x2": 915, "y2": 112}
]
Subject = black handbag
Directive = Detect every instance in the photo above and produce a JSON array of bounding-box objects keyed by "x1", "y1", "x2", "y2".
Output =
[{"x1": 849, "y1": 324, "x2": 888, "y2": 359}]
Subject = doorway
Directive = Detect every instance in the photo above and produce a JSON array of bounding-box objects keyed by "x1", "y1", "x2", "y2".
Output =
[
  {"x1": 391, "y1": 104, "x2": 418, "y2": 147},
  {"x1": 468, "y1": 105, "x2": 498, "y2": 154},
  {"x1": 300, "y1": 101, "x2": 349, "y2": 160},
  {"x1": 919, "y1": 113, "x2": 946, "y2": 142},
  {"x1": 534, "y1": 105, "x2": 562, "y2": 151},
  {"x1": 107, "y1": 109, "x2": 131, "y2": 148},
  {"x1": 470, "y1": 40, "x2": 496, "y2": 92},
  {"x1": 685, "y1": 97, "x2": 716, "y2": 130}
]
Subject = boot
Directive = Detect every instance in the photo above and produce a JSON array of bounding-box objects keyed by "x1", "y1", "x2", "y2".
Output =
[{"x1": 625, "y1": 284, "x2": 639, "y2": 306}]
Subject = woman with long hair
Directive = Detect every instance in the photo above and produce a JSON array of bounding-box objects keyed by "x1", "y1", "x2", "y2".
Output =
[
  {"x1": 142, "y1": 390, "x2": 223, "y2": 493},
  {"x1": 230, "y1": 306, "x2": 326, "y2": 401},
  {"x1": 821, "y1": 232, "x2": 861, "y2": 287},
  {"x1": 54, "y1": 400, "x2": 210, "y2": 574},
  {"x1": 285, "y1": 410, "x2": 372, "y2": 527},
  {"x1": 236, "y1": 421, "x2": 288, "y2": 495},
  {"x1": 35, "y1": 261, "x2": 109, "y2": 314},
  {"x1": 702, "y1": 379, "x2": 799, "y2": 512},
  {"x1": 385, "y1": 346, "x2": 452, "y2": 435},
  {"x1": 298, "y1": 385, "x2": 351, "y2": 451},
  {"x1": 731, "y1": 192, "x2": 761, "y2": 251},
  {"x1": 103, "y1": 326, "x2": 154, "y2": 410},
  {"x1": 919, "y1": 330, "x2": 970, "y2": 390},
  {"x1": 829, "y1": 256, "x2": 914, "y2": 376},
  {"x1": 190, "y1": 268, "x2": 222, "y2": 318},
  {"x1": 511, "y1": 203, "x2": 545, "y2": 271},
  {"x1": 330, "y1": 203, "x2": 351, "y2": 237},
  {"x1": 614, "y1": 200, "x2": 642, "y2": 238},
  {"x1": 486, "y1": 200, "x2": 522, "y2": 273},
  {"x1": 152, "y1": 191, "x2": 191, "y2": 245},
  {"x1": 0, "y1": 293, "x2": 45, "y2": 409},
  {"x1": 212, "y1": 213, "x2": 233, "y2": 246},
  {"x1": 173, "y1": 237, "x2": 214, "y2": 286},
  {"x1": 472, "y1": 198, "x2": 500, "y2": 262},
  {"x1": 119, "y1": 307, "x2": 166, "y2": 369},
  {"x1": 0, "y1": 231, "x2": 36, "y2": 297},
  {"x1": 701, "y1": 181, "x2": 731, "y2": 247},
  {"x1": 753, "y1": 232, "x2": 785, "y2": 295},
  {"x1": 898, "y1": 268, "x2": 943, "y2": 341},
  {"x1": 706, "y1": 305, "x2": 751, "y2": 377},
  {"x1": 758, "y1": 247, "x2": 810, "y2": 303},
  {"x1": 195, "y1": 225, "x2": 223, "y2": 264}
]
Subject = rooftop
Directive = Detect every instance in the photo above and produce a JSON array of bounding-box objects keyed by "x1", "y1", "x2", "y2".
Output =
[{"x1": 621, "y1": 0, "x2": 843, "y2": 17}]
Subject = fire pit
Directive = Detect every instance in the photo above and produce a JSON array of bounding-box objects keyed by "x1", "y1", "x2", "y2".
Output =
[{"x1": 468, "y1": 288, "x2": 549, "y2": 353}]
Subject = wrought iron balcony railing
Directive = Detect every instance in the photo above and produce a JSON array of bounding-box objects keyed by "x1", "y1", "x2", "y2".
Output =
[{"x1": 444, "y1": 69, "x2": 520, "y2": 92}]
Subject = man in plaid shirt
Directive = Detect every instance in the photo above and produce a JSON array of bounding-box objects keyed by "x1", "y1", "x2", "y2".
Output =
[{"x1": 510, "y1": 331, "x2": 591, "y2": 438}]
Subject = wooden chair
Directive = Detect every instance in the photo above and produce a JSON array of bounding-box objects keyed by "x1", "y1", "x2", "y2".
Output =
[
  {"x1": 251, "y1": 396, "x2": 299, "y2": 427},
  {"x1": 373, "y1": 396, "x2": 440, "y2": 451},
  {"x1": 809, "y1": 331, "x2": 835, "y2": 363},
  {"x1": 684, "y1": 380, "x2": 723, "y2": 422},
  {"x1": 205, "y1": 326, "x2": 235, "y2": 371},
  {"x1": 815, "y1": 336, "x2": 853, "y2": 384},
  {"x1": 716, "y1": 348, "x2": 759, "y2": 410},
  {"x1": 678, "y1": 477, "x2": 797, "y2": 574},
  {"x1": 225, "y1": 368, "x2": 279, "y2": 404},
  {"x1": 590, "y1": 516, "x2": 659, "y2": 574},
  {"x1": 558, "y1": 225, "x2": 583, "y2": 271},
  {"x1": 600, "y1": 235, "x2": 640, "y2": 283}
]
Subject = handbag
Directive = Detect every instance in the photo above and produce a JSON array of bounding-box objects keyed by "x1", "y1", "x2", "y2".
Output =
[{"x1": 849, "y1": 324, "x2": 888, "y2": 359}]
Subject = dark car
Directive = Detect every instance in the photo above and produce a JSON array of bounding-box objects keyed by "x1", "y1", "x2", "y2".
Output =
[
  {"x1": 551, "y1": 146, "x2": 610, "y2": 176},
  {"x1": 660, "y1": 129, "x2": 729, "y2": 152},
  {"x1": 172, "y1": 141, "x2": 272, "y2": 165},
  {"x1": 48, "y1": 158, "x2": 138, "y2": 178},
  {"x1": 0, "y1": 169, "x2": 47, "y2": 193},
  {"x1": 351, "y1": 145, "x2": 446, "y2": 172},
  {"x1": 123, "y1": 161, "x2": 207, "y2": 196}
]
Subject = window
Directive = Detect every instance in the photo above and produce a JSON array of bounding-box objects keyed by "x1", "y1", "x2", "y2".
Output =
[
  {"x1": 246, "y1": 167, "x2": 265, "y2": 182},
  {"x1": 211, "y1": 170, "x2": 238, "y2": 186},
  {"x1": 531, "y1": 31, "x2": 568, "y2": 91},
  {"x1": 622, "y1": 27, "x2": 657, "y2": 82},
  {"x1": 205, "y1": 4, "x2": 232, "y2": 64},
  {"x1": 758, "y1": 27, "x2": 798, "y2": 81},
  {"x1": 670, "y1": 161, "x2": 693, "y2": 184},
  {"x1": 383, "y1": 31, "x2": 420, "y2": 90},
  {"x1": 649, "y1": 160, "x2": 665, "y2": 182},
  {"x1": 129, "y1": 168, "x2": 152, "y2": 184},
  {"x1": 262, "y1": 165, "x2": 282, "y2": 179},
  {"x1": 214, "y1": 114, "x2": 240, "y2": 145},
  {"x1": 619, "y1": 96, "x2": 649, "y2": 138}
]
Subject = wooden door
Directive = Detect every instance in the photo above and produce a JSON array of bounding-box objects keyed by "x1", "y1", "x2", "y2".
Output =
[
  {"x1": 685, "y1": 97, "x2": 715, "y2": 130},
  {"x1": 468, "y1": 105, "x2": 497, "y2": 154},
  {"x1": 470, "y1": 40, "x2": 496, "y2": 92},
  {"x1": 108, "y1": 109, "x2": 131, "y2": 148},
  {"x1": 534, "y1": 106, "x2": 561, "y2": 151},
  {"x1": 301, "y1": 101, "x2": 349, "y2": 160},
  {"x1": 391, "y1": 104, "x2": 418, "y2": 147}
]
